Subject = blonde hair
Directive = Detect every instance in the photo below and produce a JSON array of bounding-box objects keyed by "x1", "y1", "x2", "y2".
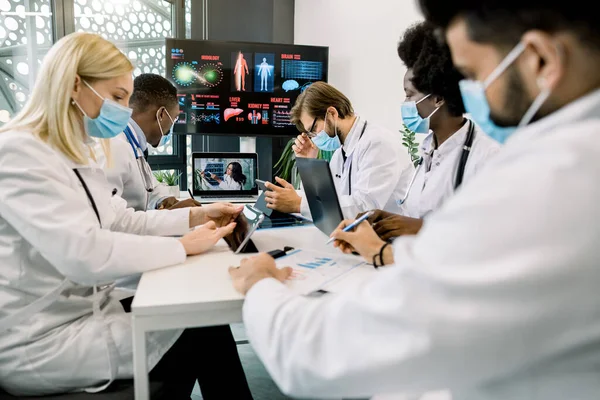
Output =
[
  {"x1": 0, "y1": 32, "x2": 134, "y2": 164},
  {"x1": 290, "y1": 81, "x2": 354, "y2": 133}
]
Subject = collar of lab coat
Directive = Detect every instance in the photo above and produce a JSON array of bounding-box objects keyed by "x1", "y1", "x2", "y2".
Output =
[
  {"x1": 340, "y1": 115, "x2": 364, "y2": 158},
  {"x1": 420, "y1": 121, "x2": 470, "y2": 157},
  {"x1": 128, "y1": 118, "x2": 148, "y2": 152},
  {"x1": 508, "y1": 87, "x2": 600, "y2": 145}
]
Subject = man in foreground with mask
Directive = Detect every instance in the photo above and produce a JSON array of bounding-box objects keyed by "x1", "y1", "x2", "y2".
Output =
[
  {"x1": 228, "y1": 1, "x2": 600, "y2": 399},
  {"x1": 101, "y1": 73, "x2": 200, "y2": 211},
  {"x1": 263, "y1": 81, "x2": 414, "y2": 219}
]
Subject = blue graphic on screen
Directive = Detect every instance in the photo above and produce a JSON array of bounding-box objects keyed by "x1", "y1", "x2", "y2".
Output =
[
  {"x1": 170, "y1": 48, "x2": 184, "y2": 60},
  {"x1": 282, "y1": 79, "x2": 299, "y2": 92},
  {"x1": 301, "y1": 82, "x2": 313, "y2": 92},
  {"x1": 191, "y1": 103, "x2": 220, "y2": 111},
  {"x1": 297, "y1": 257, "x2": 333, "y2": 269},
  {"x1": 254, "y1": 53, "x2": 275, "y2": 93},
  {"x1": 281, "y1": 60, "x2": 323, "y2": 80},
  {"x1": 191, "y1": 112, "x2": 220, "y2": 124}
]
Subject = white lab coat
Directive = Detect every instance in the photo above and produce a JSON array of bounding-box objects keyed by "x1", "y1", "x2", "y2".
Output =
[
  {"x1": 219, "y1": 175, "x2": 244, "y2": 191},
  {"x1": 299, "y1": 116, "x2": 415, "y2": 219},
  {"x1": 0, "y1": 131, "x2": 192, "y2": 396},
  {"x1": 100, "y1": 122, "x2": 173, "y2": 211},
  {"x1": 242, "y1": 89, "x2": 600, "y2": 400},
  {"x1": 400, "y1": 122, "x2": 500, "y2": 218}
]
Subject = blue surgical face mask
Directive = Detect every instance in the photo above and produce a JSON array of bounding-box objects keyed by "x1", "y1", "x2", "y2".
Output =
[
  {"x1": 156, "y1": 108, "x2": 176, "y2": 147},
  {"x1": 311, "y1": 113, "x2": 341, "y2": 151},
  {"x1": 73, "y1": 81, "x2": 132, "y2": 139},
  {"x1": 459, "y1": 41, "x2": 551, "y2": 144},
  {"x1": 401, "y1": 94, "x2": 440, "y2": 134},
  {"x1": 159, "y1": 133, "x2": 171, "y2": 147}
]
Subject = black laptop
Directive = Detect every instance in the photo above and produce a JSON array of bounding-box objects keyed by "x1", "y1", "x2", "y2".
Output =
[{"x1": 295, "y1": 158, "x2": 344, "y2": 236}]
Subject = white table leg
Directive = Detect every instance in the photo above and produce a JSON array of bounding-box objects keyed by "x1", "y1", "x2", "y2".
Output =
[{"x1": 132, "y1": 316, "x2": 149, "y2": 400}]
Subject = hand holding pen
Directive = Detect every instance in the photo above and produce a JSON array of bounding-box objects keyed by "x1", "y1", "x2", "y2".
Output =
[
  {"x1": 326, "y1": 211, "x2": 374, "y2": 245},
  {"x1": 329, "y1": 212, "x2": 393, "y2": 266}
]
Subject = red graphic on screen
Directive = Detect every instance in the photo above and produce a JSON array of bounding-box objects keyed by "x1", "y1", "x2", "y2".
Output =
[
  {"x1": 224, "y1": 108, "x2": 244, "y2": 122},
  {"x1": 248, "y1": 110, "x2": 262, "y2": 125}
]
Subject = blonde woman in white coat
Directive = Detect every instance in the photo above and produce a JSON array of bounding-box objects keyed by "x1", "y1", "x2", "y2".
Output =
[{"x1": 0, "y1": 33, "x2": 252, "y2": 398}]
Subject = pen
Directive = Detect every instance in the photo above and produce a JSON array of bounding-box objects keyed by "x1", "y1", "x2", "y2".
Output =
[
  {"x1": 187, "y1": 188, "x2": 195, "y2": 200},
  {"x1": 326, "y1": 210, "x2": 374, "y2": 245}
]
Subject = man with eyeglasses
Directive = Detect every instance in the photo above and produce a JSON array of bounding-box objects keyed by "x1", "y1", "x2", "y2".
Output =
[
  {"x1": 102, "y1": 73, "x2": 200, "y2": 211},
  {"x1": 264, "y1": 81, "x2": 415, "y2": 219}
]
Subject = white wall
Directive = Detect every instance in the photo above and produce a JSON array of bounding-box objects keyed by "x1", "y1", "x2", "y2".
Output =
[{"x1": 295, "y1": 0, "x2": 423, "y2": 134}]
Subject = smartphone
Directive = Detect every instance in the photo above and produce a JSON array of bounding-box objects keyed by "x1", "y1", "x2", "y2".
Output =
[
  {"x1": 234, "y1": 205, "x2": 265, "y2": 254},
  {"x1": 255, "y1": 179, "x2": 270, "y2": 191},
  {"x1": 254, "y1": 191, "x2": 274, "y2": 217}
]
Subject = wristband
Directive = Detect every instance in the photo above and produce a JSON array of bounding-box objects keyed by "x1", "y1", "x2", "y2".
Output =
[
  {"x1": 378, "y1": 242, "x2": 390, "y2": 267},
  {"x1": 372, "y1": 252, "x2": 379, "y2": 269}
]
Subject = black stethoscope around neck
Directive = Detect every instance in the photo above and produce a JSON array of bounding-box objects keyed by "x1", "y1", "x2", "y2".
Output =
[
  {"x1": 338, "y1": 120, "x2": 368, "y2": 195},
  {"x1": 397, "y1": 119, "x2": 475, "y2": 206}
]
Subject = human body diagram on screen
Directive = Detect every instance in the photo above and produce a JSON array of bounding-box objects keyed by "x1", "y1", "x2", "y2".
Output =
[
  {"x1": 233, "y1": 51, "x2": 249, "y2": 91},
  {"x1": 258, "y1": 58, "x2": 272, "y2": 91}
]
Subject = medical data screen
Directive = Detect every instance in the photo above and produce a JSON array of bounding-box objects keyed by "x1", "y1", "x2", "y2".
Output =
[{"x1": 166, "y1": 38, "x2": 329, "y2": 137}]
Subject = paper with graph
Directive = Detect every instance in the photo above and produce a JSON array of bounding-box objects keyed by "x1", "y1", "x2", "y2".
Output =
[{"x1": 276, "y1": 249, "x2": 365, "y2": 294}]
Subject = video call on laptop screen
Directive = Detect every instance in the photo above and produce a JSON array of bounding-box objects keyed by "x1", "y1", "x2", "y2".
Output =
[{"x1": 193, "y1": 153, "x2": 258, "y2": 194}]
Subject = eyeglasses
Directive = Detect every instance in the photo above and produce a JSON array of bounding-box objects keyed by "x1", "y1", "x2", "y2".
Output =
[{"x1": 305, "y1": 117, "x2": 318, "y2": 137}]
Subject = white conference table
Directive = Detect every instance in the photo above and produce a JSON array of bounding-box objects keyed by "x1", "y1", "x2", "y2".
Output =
[{"x1": 131, "y1": 224, "x2": 377, "y2": 399}]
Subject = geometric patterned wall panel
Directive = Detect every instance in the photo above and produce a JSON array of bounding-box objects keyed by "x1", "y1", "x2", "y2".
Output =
[
  {"x1": 74, "y1": 0, "x2": 172, "y2": 77},
  {"x1": 74, "y1": 0, "x2": 174, "y2": 155},
  {"x1": 0, "y1": 0, "x2": 52, "y2": 123}
]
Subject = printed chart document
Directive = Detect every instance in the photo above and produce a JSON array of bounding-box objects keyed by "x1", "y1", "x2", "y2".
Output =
[{"x1": 275, "y1": 249, "x2": 366, "y2": 294}]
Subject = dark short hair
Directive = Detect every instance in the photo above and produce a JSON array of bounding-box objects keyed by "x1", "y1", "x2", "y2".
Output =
[
  {"x1": 397, "y1": 21, "x2": 465, "y2": 116},
  {"x1": 290, "y1": 81, "x2": 354, "y2": 133},
  {"x1": 418, "y1": 0, "x2": 600, "y2": 50},
  {"x1": 129, "y1": 73, "x2": 178, "y2": 111}
]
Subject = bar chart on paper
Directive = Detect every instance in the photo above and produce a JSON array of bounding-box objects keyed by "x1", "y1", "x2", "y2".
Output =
[
  {"x1": 276, "y1": 249, "x2": 365, "y2": 294},
  {"x1": 297, "y1": 256, "x2": 333, "y2": 269}
]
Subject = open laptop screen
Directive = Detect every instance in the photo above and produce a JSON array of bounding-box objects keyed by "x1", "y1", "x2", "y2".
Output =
[{"x1": 192, "y1": 152, "x2": 258, "y2": 196}]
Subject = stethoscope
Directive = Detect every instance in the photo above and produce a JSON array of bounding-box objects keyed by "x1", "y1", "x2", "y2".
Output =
[
  {"x1": 397, "y1": 119, "x2": 475, "y2": 205},
  {"x1": 339, "y1": 120, "x2": 368, "y2": 195},
  {"x1": 123, "y1": 125, "x2": 155, "y2": 194}
]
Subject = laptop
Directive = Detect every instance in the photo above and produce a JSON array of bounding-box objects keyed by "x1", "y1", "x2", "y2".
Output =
[
  {"x1": 192, "y1": 152, "x2": 259, "y2": 203},
  {"x1": 295, "y1": 158, "x2": 344, "y2": 236}
]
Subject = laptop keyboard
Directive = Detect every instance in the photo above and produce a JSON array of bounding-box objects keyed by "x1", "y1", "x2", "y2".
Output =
[
  {"x1": 198, "y1": 194, "x2": 256, "y2": 199},
  {"x1": 258, "y1": 214, "x2": 312, "y2": 229}
]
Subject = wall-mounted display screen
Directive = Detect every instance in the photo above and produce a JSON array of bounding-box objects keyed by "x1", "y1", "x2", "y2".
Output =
[{"x1": 166, "y1": 38, "x2": 329, "y2": 137}]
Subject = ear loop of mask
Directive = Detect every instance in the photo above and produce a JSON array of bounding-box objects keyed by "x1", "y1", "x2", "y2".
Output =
[
  {"x1": 483, "y1": 42, "x2": 527, "y2": 88},
  {"x1": 333, "y1": 113, "x2": 338, "y2": 137},
  {"x1": 71, "y1": 80, "x2": 110, "y2": 119},
  {"x1": 157, "y1": 108, "x2": 176, "y2": 138},
  {"x1": 480, "y1": 41, "x2": 553, "y2": 129},
  {"x1": 156, "y1": 107, "x2": 167, "y2": 135},
  {"x1": 518, "y1": 42, "x2": 564, "y2": 128},
  {"x1": 416, "y1": 93, "x2": 441, "y2": 120},
  {"x1": 72, "y1": 99, "x2": 86, "y2": 116},
  {"x1": 519, "y1": 78, "x2": 552, "y2": 127}
]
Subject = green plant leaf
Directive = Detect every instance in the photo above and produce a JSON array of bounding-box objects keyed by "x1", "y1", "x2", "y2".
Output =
[
  {"x1": 401, "y1": 125, "x2": 420, "y2": 165},
  {"x1": 153, "y1": 171, "x2": 164, "y2": 183},
  {"x1": 274, "y1": 138, "x2": 297, "y2": 181}
]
